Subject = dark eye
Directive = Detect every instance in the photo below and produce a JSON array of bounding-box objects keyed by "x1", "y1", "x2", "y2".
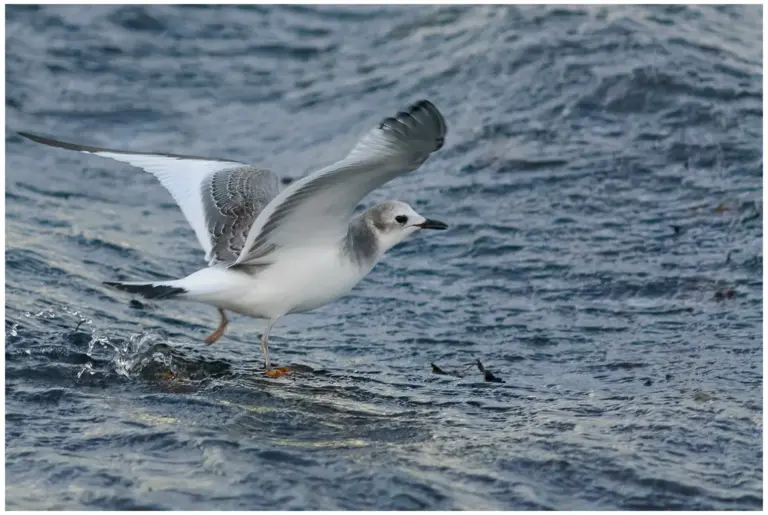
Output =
[{"x1": 395, "y1": 215, "x2": 408, "y2": 225}]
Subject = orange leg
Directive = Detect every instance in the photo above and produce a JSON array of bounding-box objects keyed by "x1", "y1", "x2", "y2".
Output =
[{"x1": 204, "y1": 308, "x2": 228, "y2": 344}]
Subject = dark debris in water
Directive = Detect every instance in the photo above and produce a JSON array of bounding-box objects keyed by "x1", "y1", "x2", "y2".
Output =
[
  {"x1": 430, "y1": 362, "x2": 460, "y2": 377},
  {"x1": 430, "y1": 359, "x2": 505, "y2": 383},
  {"x1": 475, "y1": 359, "x2": 504, "y2": 383},
  {"x1": 712, "y1": 289, "x2": 736, "y2": 301},
  {"x1": 134, "y1": 343, "x2": 235, "y2": 383}
]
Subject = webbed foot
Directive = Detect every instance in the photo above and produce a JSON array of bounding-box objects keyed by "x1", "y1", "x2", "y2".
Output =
[{"x1": 265, "y1": 366, "x2": 291, "y2": 378}]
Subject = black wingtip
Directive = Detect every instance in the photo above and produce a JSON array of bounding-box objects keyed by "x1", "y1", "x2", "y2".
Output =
[
  {"x1": 18, "y1": 131, "x2": 96, "y2": 152},
  {"x1": 412, "y1": 99, "x2": 438, "y2": 112},
  {"x1": 18, "y1": 131, "x2": 43, "y2": 143},
  {"x1": 19, "y1": 130, "x2": 242, "y2": 162},
  {"x1": 103, "y1": 281, "x2": 186, "y2": 300},
  {"x1": 19, "y1": 131, "x2": 53, "y2": 144},
  {"x1": 376, "y1": 99, "x2": 446, "y2": 153}
]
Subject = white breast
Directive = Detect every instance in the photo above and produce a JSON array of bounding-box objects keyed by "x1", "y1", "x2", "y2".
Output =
[{"x1": 238, "y1": 245, "x2": 371, "y2": 318}]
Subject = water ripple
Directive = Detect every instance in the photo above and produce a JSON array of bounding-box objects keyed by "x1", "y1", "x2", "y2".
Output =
[{"x1": 5, "y1": 4, "x2": 762, "y2": 511}]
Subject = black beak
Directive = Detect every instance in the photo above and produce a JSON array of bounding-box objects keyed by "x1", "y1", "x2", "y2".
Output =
[{"x1": 417, "y1": 218, "x2": 448, "y2": 230}]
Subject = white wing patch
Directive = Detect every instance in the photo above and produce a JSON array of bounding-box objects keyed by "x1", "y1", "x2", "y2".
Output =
[
  {"x1": 18, "y1": 132, "x2": 255, "y2": 262},
  {"x1": 92, "y1": 151, "x2": 243, "y2": 257}
]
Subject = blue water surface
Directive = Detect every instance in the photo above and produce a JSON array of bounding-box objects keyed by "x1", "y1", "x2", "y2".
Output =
[{"x1": 5, "y1": 5, "x2": 763, "y2": 510}]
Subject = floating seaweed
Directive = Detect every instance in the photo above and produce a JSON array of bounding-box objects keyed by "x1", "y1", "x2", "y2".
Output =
[
  {"x1": 476, "y1": 359, "x2": 505, "y2": 383},
  {"x1": 713, "y1": 289, "x2": 736, "y2": 301},
  {"x1": 430, "y1": 360, "x2": 505, "y2": 383}
]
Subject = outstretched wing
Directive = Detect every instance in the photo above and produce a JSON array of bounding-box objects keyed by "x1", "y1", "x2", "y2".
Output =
[
  {"x1": 233, "y1": 99, "x2": 446, "y2": 266},
  {"x1": 18, "y1": 132, "x2": 280, "y2": 265}
]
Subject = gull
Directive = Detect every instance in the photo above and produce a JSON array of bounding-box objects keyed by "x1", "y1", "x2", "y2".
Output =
[{"x1": 19, "y1": 99, "x2": 448, "y2": 377}]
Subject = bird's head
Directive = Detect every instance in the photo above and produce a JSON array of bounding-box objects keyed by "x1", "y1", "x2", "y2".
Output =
[{"x1": 365, "y1": 200, "x2": 447, "y2": 253}]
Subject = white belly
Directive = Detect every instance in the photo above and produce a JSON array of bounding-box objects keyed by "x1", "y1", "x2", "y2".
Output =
[
  {"x1": 255, "y1": 246, "x2": 368, "y2": 316},
  {"x1": 182, "y1": 246, "x2": 371, "y2": 320}
]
